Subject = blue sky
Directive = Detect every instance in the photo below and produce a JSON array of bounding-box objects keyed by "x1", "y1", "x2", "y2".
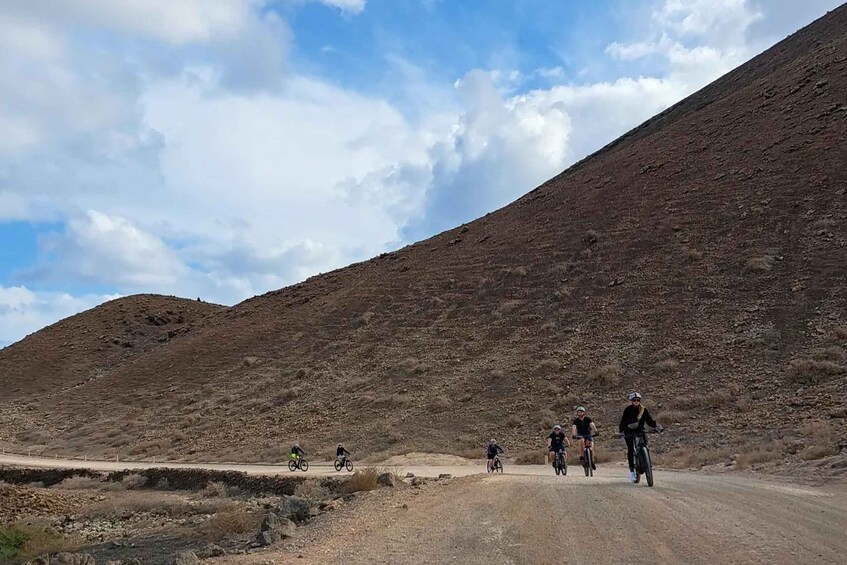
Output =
[{"x1": 0, "y1": 0, "x2": 842, "y2": 346}]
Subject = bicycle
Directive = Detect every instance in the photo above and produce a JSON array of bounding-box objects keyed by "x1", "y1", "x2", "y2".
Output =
[
  {"x1": 553, "y1": 448, "x2": 568, "y2": 476},
  {"x1": 489, "y1": 455, "x2": 504, "y2": 473},
  {"x1": 620, "y1": 428, "x2": 660, "y2": 487},
  {"x1": 334, "y1": 456, "x2": 353, "y2": 472},
  {"x1": 575, "y1": 434, "x2": 597, "y2": 477},
  {"x1": 288, "y1": 457, "x2": 309, "y2": 472}
]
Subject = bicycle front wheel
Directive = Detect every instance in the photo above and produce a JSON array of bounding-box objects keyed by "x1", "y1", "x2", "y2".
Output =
[
  {"x1": 300, "y1": 460, "x2": 309, "y2": 472},
  {"x1": 345, "y1": 460, "x2": 354, "y2": 472},
  {"x1": 584, "y1": 449, "x2": 593, "y2": 477},
  {"x1": 641, "y1": 447, "x2": 653, "y2": 487}
]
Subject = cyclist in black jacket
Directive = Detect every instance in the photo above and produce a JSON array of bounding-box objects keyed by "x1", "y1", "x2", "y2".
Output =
[
  {"x1": 619, "y1": 392, "x2": 659, "y2": 482},
  {"x1": 336, "y1": 443, "x2": 350, "y2": 463},
  {"x1": 486, "y1": 439, "x2": 504, "y2": 472}
]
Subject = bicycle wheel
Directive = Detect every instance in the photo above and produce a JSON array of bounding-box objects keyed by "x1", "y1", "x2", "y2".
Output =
[
  {"x1": 334, "y1": 460, "x2": 342, "y2": 471},
  {"x1": 584, "y1": 449, "x2": 592, "y2": 477},
  {"x1": 641, "y1": 447, "x2": 653, "y2": 487},
  {"x1": 562, "y1": 455, "x2": 568, "y2": 476},
  {"x1": 300, "y1": 460, "x2": 309, "y2": 472},
  {"x1": 495, "y1": 459, "x2": 503, "y2": 473},
  {"x1": 288, "y1": 460, "x2": 297, "y2": 472},
  {"x1": 554, "y1": 460, "x2": 561, "y2": 475},
  {"x1": 345, "y1": 460, "x2": 353, "y2": 472}
]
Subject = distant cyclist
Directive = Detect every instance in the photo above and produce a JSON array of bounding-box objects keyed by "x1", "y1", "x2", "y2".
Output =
[
  {"x1": 547, "y1": 424, "x2": 571, "y2": 467},
  {"x1": 619, "y1": 392, "x2": 660, "y2": 482},
  {"x1": 336, "y1": 443, "x2": 350, "y2": 464},
  {"x1": 486, "y1": 438, "x2": 504, "y2": 472},
  {"x1": 571, "y1": 406, "x2": 598, "y2": 469},
  {"x1": 290, "y1": 444, "x2": 306, "y2": 463}
]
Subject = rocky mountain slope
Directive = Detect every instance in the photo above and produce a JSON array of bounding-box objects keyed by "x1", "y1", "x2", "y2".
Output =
[{"x1": 1, "y1": 6, "x2": 845, "y2": 469}]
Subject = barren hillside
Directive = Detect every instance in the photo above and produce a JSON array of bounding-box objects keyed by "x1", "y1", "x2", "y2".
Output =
[
  {"x1": 1, "y1": 7, "x2": 845, "y2": 469},
  {"x1": 0, "y1": 295, "x2": 225, "y2": 400}
]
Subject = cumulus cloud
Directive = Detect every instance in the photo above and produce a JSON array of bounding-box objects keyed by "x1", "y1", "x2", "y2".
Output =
[{"x1": 311, "y1": 0, "x2": 366, "y2": 13}]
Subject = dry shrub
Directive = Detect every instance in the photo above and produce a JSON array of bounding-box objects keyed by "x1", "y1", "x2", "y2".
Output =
[
  {"x1": 799, "y1": 421, "x2": 840, "y2": 460},
  {"x1": 504, "y1": 266, "x2": 528, "y2": 278},
  {"x1": 431, "y1": 396, "x2": 451, "y2": 410},
  {"x1": 121, "y1": 474, "x2": 148, "y2": 490},
  {"x1": 584, "y1": 229, "x2": 600, "y2": 244},
  {"x1": 787, "y1": 357, "x2": 846, "y2": 385},
  {"x1": 736, "y1": 440, "x2": 786, "y2": 469},
  {"x1": 536, "y1": 358, "x2": 560, "y2": 374},
  {"x1": 591, "y1": 363, "x2": 621, "y2": 388},
  {"x1": 833, "y1": 327, "x2": 847, "y2": 341},
  {"x1": 548, "y1": 263, "x2": 569, "y2": 276},
  {"x1": 294, "y1": 481, "x2": 331, "y2": 500},
  {"x1": 661, "y1": 447, "x2": 733, "y2": 469},
  {"x1": 746, "y1": 256, "x2": 774, "y2": 271},
  {"x1": 343, "y1": 468, "x2": 379, "y2": 494},
  {"x1": 82, "y1": 492, "x2": 194, "y2": 518},
  {"x1": 197, "y1": 507, "x2": 262, "y2": 543},
  {"x1": 273, "y1": 388, "x2": 300, "y2": 406},
  {"x1": 202, "y1": 481, "x2": 234, "y2": 498},
  {"x1": 355, "y1": 311, "x2": 375, "y2": 327},
  {"x1": 513, "y1": 450, "x2": 544, "y2": 465},
  {"x1": 0, "y1": 524, "x2": 81, "y2": 562},
  {"x1": 496, "y1": 300, "x2": 522, "y2": 315},
  {"x1": 654, "y1": 359, "x2": 679, "y2": 373},
  {"x1": 655, "y1": 410, "x2": 687, "y2": 424},
  {"x1": 54, "y1": 475, "x2": 123, "y2": 492},
  {"x1": 811, "y1": 346, "x2": 846, "y2": 363}
]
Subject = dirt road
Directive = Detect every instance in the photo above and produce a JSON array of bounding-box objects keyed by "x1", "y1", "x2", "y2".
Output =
[
  {"x1": 3, "y1": 454, "x2": 845, "y2": 564},
  {"x1": 216, "y1": 467, "x2": 847, "y2": 565}
]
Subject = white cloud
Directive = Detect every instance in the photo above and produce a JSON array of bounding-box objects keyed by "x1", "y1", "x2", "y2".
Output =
[
  {"x1": 0, "y1": 285, "x2": 119, "y2": 347},
  {"x1": 0, "y1": 0, "x2": 259, "y2": 45},
  {"x1": 307, "y1": 0, "x2": 366, "y2": 13}
]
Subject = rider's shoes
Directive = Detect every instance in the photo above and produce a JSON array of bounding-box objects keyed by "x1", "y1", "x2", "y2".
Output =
[
  {"x1": 579, "y1": 456, "x2": 584, "y2": 462},
  {"x1": 629, "y1": 470, "x2": 636, "y2": 482},
  {"x1": 591, "y1": 463, "x2": 597, "y2": 470}
]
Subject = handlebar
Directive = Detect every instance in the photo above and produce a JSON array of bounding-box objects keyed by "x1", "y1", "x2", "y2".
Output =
[{"x1": 618, "y1": 427, "x2": 662, "y2": 438}]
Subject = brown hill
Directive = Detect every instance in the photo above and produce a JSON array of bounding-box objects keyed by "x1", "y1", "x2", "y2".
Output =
[
  {"x1": 0, "y1": 294, "x2": 225, "y2": 400},
  {"x1": 1, "y1": 7, "x2": 845, "y2": 470}
]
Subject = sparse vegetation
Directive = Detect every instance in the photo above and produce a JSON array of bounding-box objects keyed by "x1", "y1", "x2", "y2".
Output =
[
  {"x1": 0, "y1": 524, "x2": 80, "y2": 562},
  {"x1": 787, "y1": 355, "x2": 846, "y2": 385},
  {"x1": 746, "y1": 256, "x2": 775, "y2": 271},
  {"x1": 590, "y1": 363, "x2": 621, "y2": 389},
  {"x1": 654, "y1": 359, "x2": 679, "y2": 373},
  {"x1": 196, "y1": 507, "x2": 262, "y2": 543}
]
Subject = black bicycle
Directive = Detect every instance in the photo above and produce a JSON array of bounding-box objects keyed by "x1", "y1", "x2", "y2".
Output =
[
  {"x1": 553, "y1": 448, "x2": 568, "y2": 476},
  {"x1": 489, "y1": 455, "x2": 504, "y2": 473},
  {"x1": 288, "y1": 457, "x2": 309, "y2": 472},
  {"x1": 576, "y1": 434, "x2": 597, "y2": 477},
  {"x1": 621, "y1": 429, "x2": 660, "y2": 487},
  {"x1": 334, "y1": 456, "x2": 353, "y2": 472}
]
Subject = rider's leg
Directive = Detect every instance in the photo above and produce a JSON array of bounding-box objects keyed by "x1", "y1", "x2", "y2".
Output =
[
  {"x1": 578, "y1": 439, "x2": 585, "y2": 460},
  {"x1": 625, "y1": 437, "x2": 636, "y2": 471}
]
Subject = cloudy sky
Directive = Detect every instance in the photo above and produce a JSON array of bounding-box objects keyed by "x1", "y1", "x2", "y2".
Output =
[{"x1": 0, "y1": 0, "x2": 842, "y2": 346}]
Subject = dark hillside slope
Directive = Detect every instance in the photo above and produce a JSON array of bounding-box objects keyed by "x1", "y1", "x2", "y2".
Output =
[
  {"x1": 2, "y1": 7, "x2": 845, "y2": 469},
  {"x1": 0, "y1": 295, "x2": 225, "y2": 400}
]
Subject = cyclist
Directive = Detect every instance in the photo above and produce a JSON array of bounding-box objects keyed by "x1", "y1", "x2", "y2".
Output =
[
  {"x1": 290, "y1": 443, "x2": 306, "y2": 467},
  {"x1": 336, "y1": 443, "x2": 350, "y2": 464},
  {"x1": 486, "y1": 438, "x2": 504, "y2": 472},
  {"x1": 571, "y1": 406, "x2": 598, "y2": 469},
  {"x1": 547, "y1": 424, "x2": 571, "y2": 467},
  {"x1": 619, "y1": 392, "x2": 660, "y2": 482}
]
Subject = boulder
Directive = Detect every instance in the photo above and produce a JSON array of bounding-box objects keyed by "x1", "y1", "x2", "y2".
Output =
[
  {"x1": 276, "y1": 495, "x2": 312, "y2": 523},
  {"x1": 256, "y1": 513, "x2": 296, "y2": 546},
  {"x1": 377, "y1": 472, "x2": 396, "y2": 487}
]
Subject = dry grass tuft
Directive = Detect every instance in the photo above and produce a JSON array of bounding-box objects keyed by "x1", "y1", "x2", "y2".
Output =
[
  {"x1": 54, "y1": 475, "x2": 123, "y2": 491},
  {"x1": 735, "y1": 440, "x2": 786, "y2": 469},
  {"x1": 746, "y1": 256, "x2": 775, "y2": 271},
  {"x1": 591, "y1": 363, "x2": 621, "y2": 388},
  {"x1": 787, "y1": 356, "x2": 846, "y2": 385},
  {"x1": 196, "y1": 507, "x2": 262, "y2": 543},
  {"x1": 343, "y1": 468, "x2": 380, "y2": 494},
  {"x1": 513, "y1": 450, "x2": 543, "y2": 465},
  {"x1": 121, "y1": 473, "x2": 148, "y2": 490},
  {"x1": 654, "y1": 359, "x2": 679, "y2": 373},
  {"x1": 0, "y1": 524, "x2": 81, "y2": 562}
]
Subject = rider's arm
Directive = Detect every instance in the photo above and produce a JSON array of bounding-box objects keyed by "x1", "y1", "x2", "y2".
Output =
[
  {"x1": 571, "y1": 424, "x2": 578, "y2": 438},
  {"x1": 643, "y1": 408, "x2": 658, "y2": 429},
  {"x1": 619, "y1": 409, "x2": 629, "y2": 433},
  {"x1": 590, "y1": 421, "x2": 598, "y2": 435}
]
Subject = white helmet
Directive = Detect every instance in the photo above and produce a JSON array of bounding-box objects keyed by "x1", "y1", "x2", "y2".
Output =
[{"x1": 628, "y1": 392, "x2": 642, "y2": 401}]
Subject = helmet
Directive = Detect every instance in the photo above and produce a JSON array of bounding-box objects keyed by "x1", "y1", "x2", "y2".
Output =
[
  {"x1": 489, "y1": 438, "x2": 496, "y2": 443},
  {"x1": 628, "y1": 392, "x2": 642, "y2": 401},
  {"x1": 338, "y1": 443, "x2": 343, "y2": 447},
  {"x1": 576, "y1": 406, "x2": 587, "y2": 413},
  {"x1": 553, "y1": 424, "x2": 562, "y2": 430}
]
